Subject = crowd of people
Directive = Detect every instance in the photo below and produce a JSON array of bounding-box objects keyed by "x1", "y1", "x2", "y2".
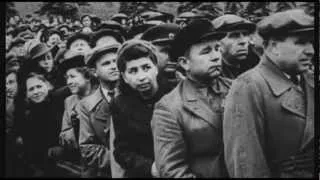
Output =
[{"x1": 5, "y1": 6, "x2": 315, "y2": 178}]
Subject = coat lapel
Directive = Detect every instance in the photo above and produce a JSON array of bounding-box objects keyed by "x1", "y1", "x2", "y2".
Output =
[
  {"x1": 260, "y1": 56, "x2": 306, "y2": 118},
  {"x1": 300, "y1": 73, "x2": 314, "y2": 151},
  {"x1": 280, "y1": 89, "x2": 306, "y2": 118},
  {"x1": 182, "y1": 79, "x2": 220, "y2": 130}
]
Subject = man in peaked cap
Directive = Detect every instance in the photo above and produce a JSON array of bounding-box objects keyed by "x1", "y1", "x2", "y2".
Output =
[
  {"x1": 141, "y1": 23, "x2": 181, "y2": 90},
  {"x1": 223, "y1": 9, "x2": 314, "y2": 178},
  {"x1": 76, "y1": 44, "x2": 120, "y2": 177},
  {"x1": 152, "y1": 19, "x2": 230, "y2": 178},
  {"x1": 127, "y1": 22, "x2": 156, "y2": 40},
  {"x1": 175, "y1": 11, "x2": 199, "y2": 27},
  {"x1": 212, "y1": 14, "x2": 260, "y2": 79}
]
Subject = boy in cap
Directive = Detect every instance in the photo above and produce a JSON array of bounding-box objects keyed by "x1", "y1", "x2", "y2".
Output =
[
  {"x1": 212, "y1": 14, "x2": 260, "y2": 79},
  {"x1": 151, "y1": 19, "x2": 230, "y2": 178},
  {"x1": 75, "y1": 44, "x2": 120, "y2": 177},
  {"x1": 223, "y1": 9, "x2": 314, "y2": 178}
]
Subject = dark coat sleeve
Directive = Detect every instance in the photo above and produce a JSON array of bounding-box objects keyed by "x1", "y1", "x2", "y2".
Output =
[
  {"x1": 111, "y1": 100, "x2": 153, "y2": 177},
  {"x1": 151, "y1": 98, "x2": 197, "y2": 178},
  {"x1": 223, "y1": 75, "x2": 270, "y2": 177}
]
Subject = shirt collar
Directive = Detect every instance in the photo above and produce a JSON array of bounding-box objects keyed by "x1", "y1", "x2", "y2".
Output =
[{"x1": 100, "y1": 86, "x2": 112, "y2": 103}]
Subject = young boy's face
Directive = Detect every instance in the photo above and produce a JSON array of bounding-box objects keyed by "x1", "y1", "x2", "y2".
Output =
[{"x1": 95, "y1": 52, "x2": 119, "y2": 83}]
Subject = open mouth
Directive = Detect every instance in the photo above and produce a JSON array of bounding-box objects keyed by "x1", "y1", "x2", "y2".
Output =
[{"x1": 137, "y1": 83, "x2": 151, "y2": 91}]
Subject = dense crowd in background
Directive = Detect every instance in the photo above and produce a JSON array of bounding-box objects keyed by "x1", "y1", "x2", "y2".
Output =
[{"x1": 5, "y1": 5, "x2": 315, "y2": 178}]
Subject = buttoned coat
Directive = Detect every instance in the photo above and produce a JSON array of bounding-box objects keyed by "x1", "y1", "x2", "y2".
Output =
[
  {"x1": 151, "y1": 78, "x2": 230, "y2": 178},
  {"x1": 76, "y1": 87, "x2": 111, "y2": 177},
  {"x1": 223, "y1": 55, "x2": 314, "y2": 178},
  {"x1": 60, "y1": 94, "x2": 80, "y2": 149}
]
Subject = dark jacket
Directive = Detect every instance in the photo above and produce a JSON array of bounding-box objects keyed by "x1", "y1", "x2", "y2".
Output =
[
  {"x1": 20, "y1": 91, "x2": 65, "y2": 166},
  {"x1": 223, "y1": 55, "x2": 314, "y2": 178},
  {"x1": 111, "y1": 78, "x2": 171, "y2": 177},
  {"x1": 221, "y1": 44, "x2": 260, "y2": 79},
  {"x1": 151, "y1": 77, "x2": 231, "y2": 178}
]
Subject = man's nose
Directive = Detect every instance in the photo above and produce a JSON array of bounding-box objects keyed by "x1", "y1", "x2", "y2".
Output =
[{"x1": 137, "y1": 71, "x2": 147, "y2": 81}]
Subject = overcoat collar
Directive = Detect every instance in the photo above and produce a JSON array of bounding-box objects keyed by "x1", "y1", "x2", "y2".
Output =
[
  {"x1": 259, "y1": 55, "x2": 314, "y2": 97},
  {"x1": 181, "y1": 79, "x2": 221, "y2": 130}
]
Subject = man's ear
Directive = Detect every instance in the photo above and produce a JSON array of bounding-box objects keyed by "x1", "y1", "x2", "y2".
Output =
[
  {"x1": 269, "y1": 39, "x2": 280, "y2": 57},
  {"x1": 178, "y1": 56, "x2": 190, "y2": 72},
  {"x1": 90, "y1": 67, "x2": 98, "y2": 78}
]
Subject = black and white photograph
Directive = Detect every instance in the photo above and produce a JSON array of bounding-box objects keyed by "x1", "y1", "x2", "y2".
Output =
[{"x1": 4, "y1": 1, "x2": 317, "y2": 178}]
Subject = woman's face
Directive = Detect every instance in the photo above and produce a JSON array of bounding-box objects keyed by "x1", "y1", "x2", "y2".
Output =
[
  {"x1": 82, "y1": 16, "x2": 92, "y2": 27},
  {"x1": 26, "y1": 77, "x2": 49, "y2": 103},
  {"x1": 66, "y1": 68, "x2": 90, "y2": 95},
  {"x1": 38, "y1": 52, "x2": 54, "y2": 73},
  {"x1": 6, "y1": 72, "x2": 18, "y2": 99},
  {"x1": 47, "y1": 34, "x2": 61, "y2": 47}
]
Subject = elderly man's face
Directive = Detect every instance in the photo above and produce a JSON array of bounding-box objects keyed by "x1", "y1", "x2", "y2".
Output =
[
  {"x1": 220, "y1": 30, "x2": 251, "y2": 64},
  {"x1": 273, "y1": 34, "x2": 314, "y2": 75}
]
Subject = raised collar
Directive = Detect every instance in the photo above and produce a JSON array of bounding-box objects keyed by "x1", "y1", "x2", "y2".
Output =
[{"x1": 259, "y1": 55, "x2": 309, "y2": 96}]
